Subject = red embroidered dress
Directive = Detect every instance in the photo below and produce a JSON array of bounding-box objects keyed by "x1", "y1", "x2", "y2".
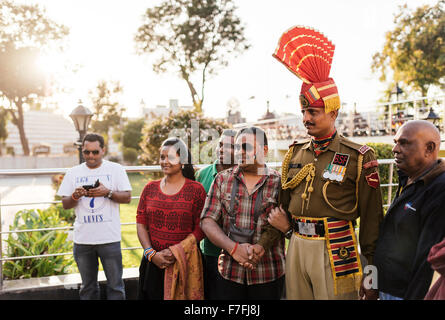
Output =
[{"x1": 136, "y1": 179, "x2": 206, "y2": 251}]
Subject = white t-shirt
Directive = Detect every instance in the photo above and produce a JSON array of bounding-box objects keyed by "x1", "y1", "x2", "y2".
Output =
[{"x1": 57, "y1": 160, "x2": 132, "y2": 244}]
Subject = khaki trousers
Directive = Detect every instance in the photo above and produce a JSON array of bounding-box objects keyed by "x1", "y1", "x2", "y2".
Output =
[{"x1": 285, "y1": 233, "x2": 359, "y2": 300}]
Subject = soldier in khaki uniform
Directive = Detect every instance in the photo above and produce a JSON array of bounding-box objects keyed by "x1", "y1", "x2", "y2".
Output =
[{"x1": 269, "y1": 26, "x2": 383, "y2": 300}]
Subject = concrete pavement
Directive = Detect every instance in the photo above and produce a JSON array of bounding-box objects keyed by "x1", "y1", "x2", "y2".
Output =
[{"x1": 0, "y1": 175, "x2": 55, "y2": 232}]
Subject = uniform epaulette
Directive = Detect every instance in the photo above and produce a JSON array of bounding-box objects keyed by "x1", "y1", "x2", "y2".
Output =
[
  {"x1": 339, "y1": 136, "x2": 374, "y2": 155},
  {"x1": 289, "y1": 138, "x2": 311, "y2": 148}
]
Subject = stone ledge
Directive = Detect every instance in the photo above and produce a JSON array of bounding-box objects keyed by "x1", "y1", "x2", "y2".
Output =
[{"x1": 0, "y1": 268, "x2": 140, "y2": 300}]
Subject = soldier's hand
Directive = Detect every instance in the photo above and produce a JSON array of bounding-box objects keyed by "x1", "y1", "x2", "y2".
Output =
[
  {"x1": 359, "y1": 275, "x2": 379, "y2": 300},
  {"x1": 268, "y1": 205, "x2": 291, "y2": 233}
]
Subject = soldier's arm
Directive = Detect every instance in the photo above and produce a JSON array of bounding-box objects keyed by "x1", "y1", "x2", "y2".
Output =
[
  {"x1": 258, "y1": 182, "x2": 288, "y2": 251},
  {"x1": 257, "y1": 222, "x2": 283, "y2": 251},
  {"x1": 358, "y1": 149, "x2": 384, "y2": 265}
]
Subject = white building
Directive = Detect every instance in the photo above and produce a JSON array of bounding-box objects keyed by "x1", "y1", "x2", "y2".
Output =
[
  {"x1": 4, "y1": 110, "x2": 78, "y2": 155},
  {"x1": 141, "y1": 99, "x2": 193, "y2": 122}
]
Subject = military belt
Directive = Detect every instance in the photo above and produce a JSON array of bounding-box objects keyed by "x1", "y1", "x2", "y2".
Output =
[{"x1": 291, "y1": 216, "x2": 326, "y2": 238}]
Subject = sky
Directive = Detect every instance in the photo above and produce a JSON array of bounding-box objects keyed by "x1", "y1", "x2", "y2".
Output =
[{"x1": 26, "y1": 0, "x2": 439, "y2": 122}]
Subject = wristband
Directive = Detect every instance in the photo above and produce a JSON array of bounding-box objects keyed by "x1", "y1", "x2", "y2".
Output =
[
  {"x1": 72, "y1": 194, "x2": 80, "y2": 201},
  {"x1": 106, "y1": 190, "x2": 113, "y2": 199},
  {"x1": 284, "y1": 228, "x2": 293, "y2": 239},
  {"x1": 230, "y1": 242, "x2": 239, "y2": 256},
  {"x1": 144, "y1": 247, "x2": 157, "y2": 262}
]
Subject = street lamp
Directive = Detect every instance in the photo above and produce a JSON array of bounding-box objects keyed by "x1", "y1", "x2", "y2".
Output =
[
  {"x1": 390, "y1": 83, "x2": 404, "y2": 102},
  {"x1": 424, "y1": 107, "x2": 441, "y2": 132},
  {"x1": 70, "y1": 100, "x2": 93, "y2": 163}
]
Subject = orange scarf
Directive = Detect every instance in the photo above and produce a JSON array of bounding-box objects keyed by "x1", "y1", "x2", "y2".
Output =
[{"x1": 163, "y1": 234, "x2": 204, "y2": 300}]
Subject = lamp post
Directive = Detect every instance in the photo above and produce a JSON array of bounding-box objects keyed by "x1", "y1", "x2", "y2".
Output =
[
  {"x1": 70, "y1": 100, "x2": 93, "y2": 164},
  {"x1": 424, "y1": 107, "x2": 441, "y2": 132},
  {"x1": 390, "y1": 83, "x2": 404, "y2": 102},
  {"x1": 388, "y1": 83, "x2": 404, "y2": 134}
]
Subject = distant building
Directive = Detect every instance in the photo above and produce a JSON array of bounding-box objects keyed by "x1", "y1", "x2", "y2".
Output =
[
  {"x1": 226, "y1": 109, "x2": 246, "y2": 125},
  {"x1": 141, "y1": 99, "x2": 193, "y2": 122},
  {"x1": 4, "y1": 110, "x2": 78, "y2": 156},
  {"x1": 258, "y1": 101, "x2": 277, "y2": 122}
]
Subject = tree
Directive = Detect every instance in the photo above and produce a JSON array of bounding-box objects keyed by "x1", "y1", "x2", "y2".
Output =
[
  {"x1": 113, "y1": 118, "x2": 145, "y2": 165},
  {"x1": 372, "y1": 1, "x2": 445, "y2": 97},
  {"x1": 140, "y1": 109, "x2": 229, "y2": 165},
  {"x1": 88, "y1": 80, "x2": 126, "y2": 147},
  {"x1": 0, "y1": 0, "x2": 68, "y2": 155},
  {"x1": 0, "y1": 106, "x2": 9, "y2": 155},
  {"x1": 135, "y1": 0, "x2": 250, "y2": 113},
  {"x1": 122, "y1": 118, "x2": 145, "y2": 151}
]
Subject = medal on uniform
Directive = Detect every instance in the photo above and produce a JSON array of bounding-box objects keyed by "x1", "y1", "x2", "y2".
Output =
[{"x1": 322, "y1": 152, "x2": 350, "y2": 182}]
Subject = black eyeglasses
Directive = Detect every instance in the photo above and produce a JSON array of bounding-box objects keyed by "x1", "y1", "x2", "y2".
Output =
[
  {"x1": 234, "y1": 143, "x2": 254, "y2": 152},
  {"x1": 82, "y1": 150, "x2": 100, "y2": 155}
]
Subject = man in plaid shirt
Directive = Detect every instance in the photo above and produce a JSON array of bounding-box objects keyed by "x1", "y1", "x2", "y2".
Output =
[{"x1": 200, "y1": 127, "x2": 285, "y2": 300}]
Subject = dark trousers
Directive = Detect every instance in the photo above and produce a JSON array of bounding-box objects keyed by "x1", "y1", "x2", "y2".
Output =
[
  {"x1": 137, "y1": 256, "x2": 164, "y2": 300},
  {"x1": 202, "y1": 254, "x2": 219, "y2": 300},
  {"x1": 73, "y1": 242, "x2": 125, "y2": 300},
  {"x1": 215, "y1": 272, "x2": 284, "y2": 300}
]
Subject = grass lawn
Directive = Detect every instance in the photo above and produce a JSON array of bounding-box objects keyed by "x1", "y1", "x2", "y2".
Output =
[{"x1": 119, "y1": 172, "x2": 157, "y2": 269}]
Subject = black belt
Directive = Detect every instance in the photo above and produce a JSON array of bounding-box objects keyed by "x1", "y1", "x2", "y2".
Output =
[
  {"x1": 290, "y1": 217, "x2": 357, "y2": 238},
  {"x1": 291, "y1": 217, "x2": 326, "y2": 237}
]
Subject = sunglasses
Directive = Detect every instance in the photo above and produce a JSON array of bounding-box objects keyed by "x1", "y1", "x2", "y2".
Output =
[
  {"x1": 82, "y1": 150, "x2": 100, "y2": 155},
  {"x1": 234, "y1": 143, "x2": 254, "y2": 152}
]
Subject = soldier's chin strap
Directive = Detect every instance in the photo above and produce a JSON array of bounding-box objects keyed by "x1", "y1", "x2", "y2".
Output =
[{"x1": 322, "y1": 154, "x2": 363, "y2": 214}]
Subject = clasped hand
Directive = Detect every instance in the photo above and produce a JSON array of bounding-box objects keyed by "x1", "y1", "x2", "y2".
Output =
[
  {"x1": 151, "y1": 248, "x2": 176, "y2": 269},
  {"x1": 232, "y1": 243, "x2": 265, "y2": 270}
]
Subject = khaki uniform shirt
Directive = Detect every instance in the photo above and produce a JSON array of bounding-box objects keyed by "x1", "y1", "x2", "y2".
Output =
[{"x1": 279, "y1": 133, "x2": 384, "y2": 264}]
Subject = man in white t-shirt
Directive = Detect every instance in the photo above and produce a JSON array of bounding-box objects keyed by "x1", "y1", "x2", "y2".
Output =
[{"x1": 57, "y1": 133, "x2": 132, "y2": 300}]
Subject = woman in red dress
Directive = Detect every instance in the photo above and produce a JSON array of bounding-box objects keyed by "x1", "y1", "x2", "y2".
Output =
[{"x1": 136, "y1": 137, "x2": 207, "y2": 300}]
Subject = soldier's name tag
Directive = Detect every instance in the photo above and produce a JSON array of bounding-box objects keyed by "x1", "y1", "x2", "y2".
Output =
[
  {"x1": 298, "y1": 221, "x2": 316, "y2": 236},
  {"x1": 323, "y1": 152, "x2": 350, "y2": 182}
]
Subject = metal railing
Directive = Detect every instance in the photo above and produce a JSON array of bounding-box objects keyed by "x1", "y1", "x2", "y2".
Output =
[
  {"x1": 233, "y1": 95, "x2": 445, "y2": 140},
  {"x1": 0, "y1": 161, "x2": 396, "y2": 290}
]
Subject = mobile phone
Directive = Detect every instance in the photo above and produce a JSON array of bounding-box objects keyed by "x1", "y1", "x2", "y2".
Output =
[{"x1": 82, "y1": 179, "x2": 100, "y2": 190}]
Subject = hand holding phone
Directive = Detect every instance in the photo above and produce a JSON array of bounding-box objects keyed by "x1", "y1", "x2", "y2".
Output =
[{"x1": 82, "y1": 179, "x2": 100, "y2": 191}]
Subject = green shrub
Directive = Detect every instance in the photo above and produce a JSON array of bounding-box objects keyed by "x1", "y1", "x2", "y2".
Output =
[
  {"x1": 2, "y1": 208, "x2": 74, "y2": 280},
  {"x1": 50, "y1": 203, "x2": 75, "y2": 225},
  {"x1": 123, "y1": 147, "x2": 139, "y2": 165}
]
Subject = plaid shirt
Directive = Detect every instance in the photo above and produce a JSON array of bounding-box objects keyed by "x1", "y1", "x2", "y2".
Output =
[{"x1": 200, "y1": 165, "x2": 285, "y2": 285}]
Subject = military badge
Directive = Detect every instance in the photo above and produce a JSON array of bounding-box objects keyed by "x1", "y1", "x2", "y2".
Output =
[
  {"x1": 363, "y1": 160, "x2": 378, "y2": 169},
  {"x1": 365, "y1": 171, "x2": 380, "y2": 189},
  {"x1": 323, "y1": 152, "x2": 349, "y2": 182},
  {"x1": 300, "y1": 94, "x2": 309, "y2": 108},
  {"x1": 358, "y1": 145, "x2": 371, "y2": 155},
  {"x1": 338, "y1": 247, "x2": 350, "y2": 260}
]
